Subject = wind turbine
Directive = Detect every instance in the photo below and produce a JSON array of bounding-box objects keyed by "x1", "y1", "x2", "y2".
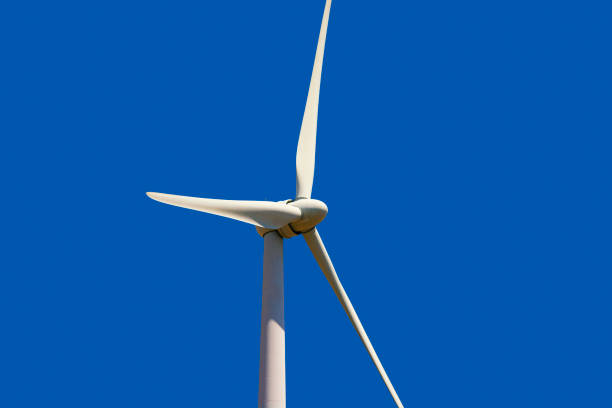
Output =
[{"x1": 147, "y1": 1, "x2": 404, "y2": 407}]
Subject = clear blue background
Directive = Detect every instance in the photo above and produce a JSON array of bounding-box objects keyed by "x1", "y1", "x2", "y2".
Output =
[{"x1": 1, "y1": 1, "x2": 610, "y2": 407}]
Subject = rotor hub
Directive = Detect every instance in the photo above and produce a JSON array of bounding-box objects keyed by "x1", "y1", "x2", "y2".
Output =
[{"x1": 256, "y1": 198, "x2": 328, "y2": 238}]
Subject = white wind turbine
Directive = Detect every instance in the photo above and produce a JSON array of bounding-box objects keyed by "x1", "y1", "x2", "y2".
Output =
[{"x1": 147, "y1": 1, "x2": 404, "y2": 407}]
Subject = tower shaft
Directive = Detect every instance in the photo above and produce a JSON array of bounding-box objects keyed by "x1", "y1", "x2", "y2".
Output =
[{"x1": 258, "y1": 231, "x2": 286, "y2": 408}]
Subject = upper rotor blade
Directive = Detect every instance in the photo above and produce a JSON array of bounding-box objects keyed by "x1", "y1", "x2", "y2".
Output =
[
  {"x1": 303, "y1": 228, "x2": 405, "y2": 408},
  {"x1": 295, "y1": 0, "x2": 332, "y2": 199},
  {"x1": 146, "y1": 192, "x2": 301, "y2": 229}
]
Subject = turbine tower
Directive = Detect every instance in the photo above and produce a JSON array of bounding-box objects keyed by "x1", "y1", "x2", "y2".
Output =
[{"x1": 147, "y1": 2, "x2": 404, "y2": 407}]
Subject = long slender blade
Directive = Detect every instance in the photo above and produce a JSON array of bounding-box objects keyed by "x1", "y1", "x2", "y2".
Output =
[
  {"x1": 303, "y1": 228, "x2": 405, "y2": 408},
  {"x1": 146, "y1": 192, "x2": 301, "y2": 229},
  {"x1": 295, "y1": 0, "x2": 332, "y2": 199}
]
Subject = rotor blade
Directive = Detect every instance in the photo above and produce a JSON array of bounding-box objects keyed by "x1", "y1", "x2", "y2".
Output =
[
  {"x1": 295, "y1": 0, "x2": 332, "y2": 199},
  {"x1": 146, "y1": 192, "x2": 301, "y2": 229},
  {"x1": 303, "y1": 228, "x2": 405, "y2": 408}
]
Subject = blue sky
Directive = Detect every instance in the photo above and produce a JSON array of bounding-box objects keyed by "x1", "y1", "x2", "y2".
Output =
[{"x1": 1, "y1": 1, "x2": 610, "y2": 407}]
